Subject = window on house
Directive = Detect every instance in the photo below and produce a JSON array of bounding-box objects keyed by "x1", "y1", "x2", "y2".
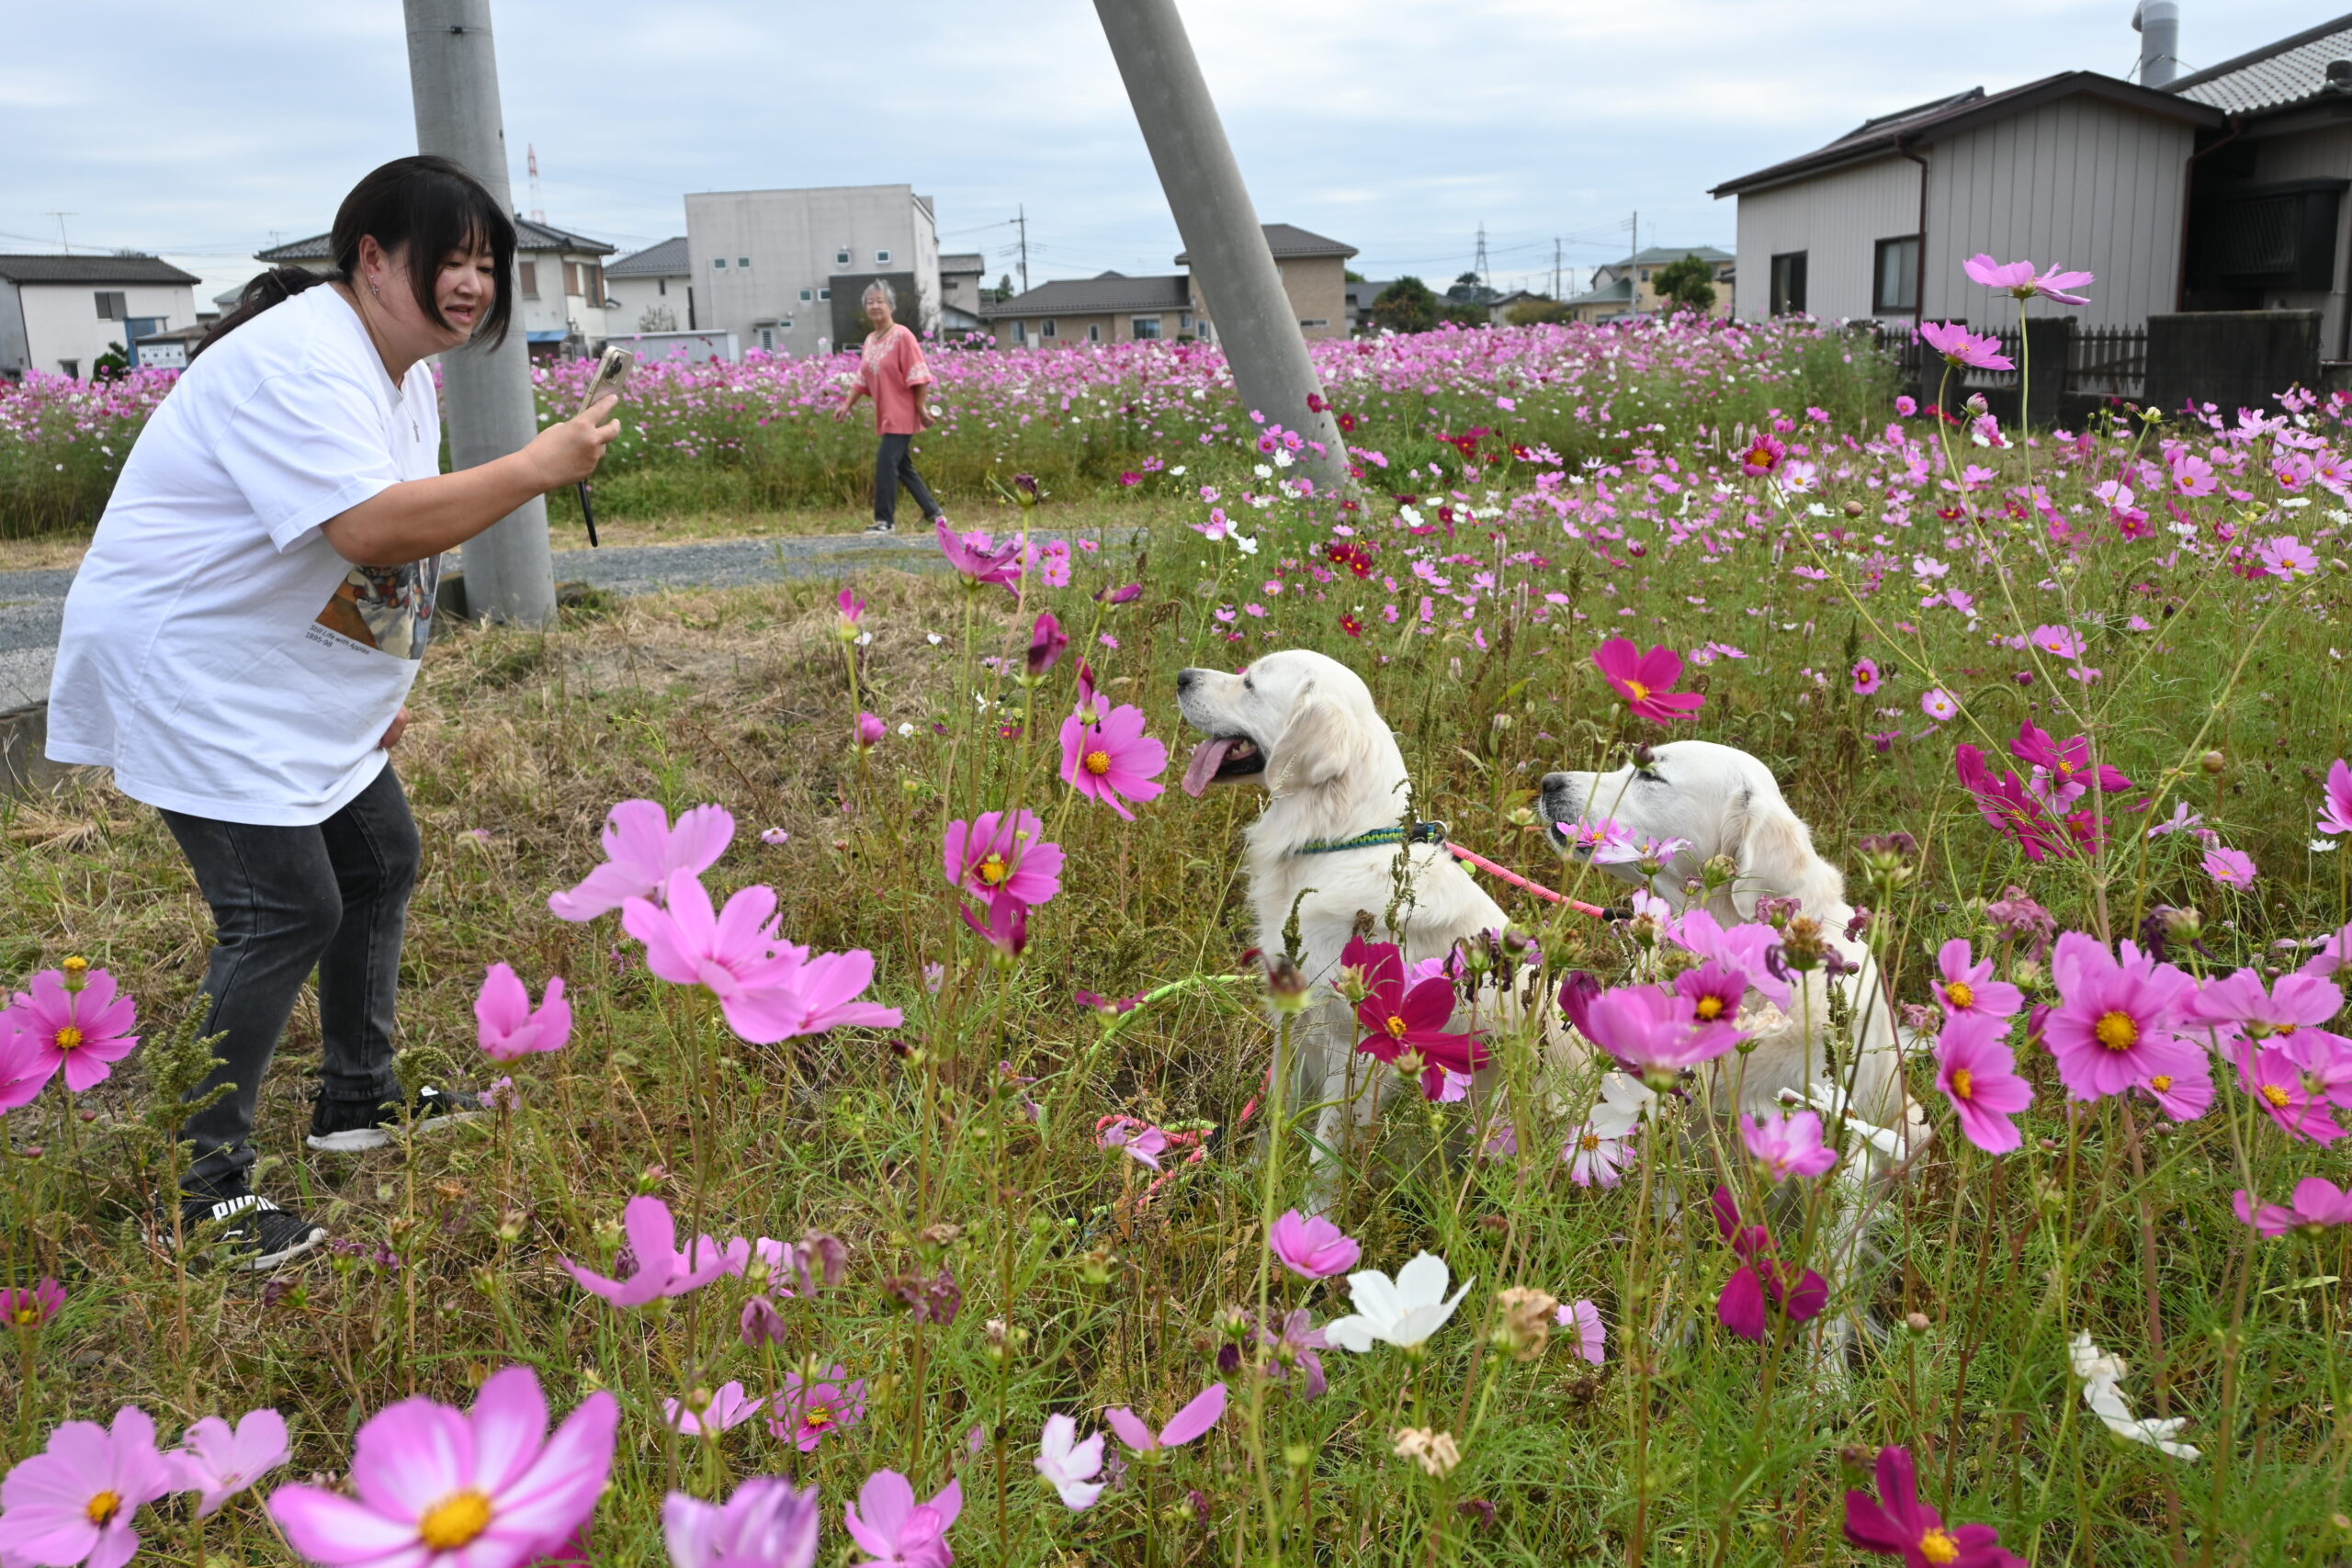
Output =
[
  {"x1": 94, "y1": 291, "x2": 126, "y2": 321},
  {"x1": 58, "y1": 359, "x2": 79, "y2": 378},
  {"x1": 1198, "y1": 321, "x2": 1213, "y2": 342},
  {"x1": 818, "y1": 288, "x2": 831, "y2": 301},
  {"x1": 1132, "y1": 316, "x2": 1163, "y2": 340},
  {"x1": 1298, "y1": 318, "x2": 1329, "y2": 329},
  {"x1": 835, "y1": 249, "x2": 852, "y2": 266},
  {"x1": 1013, "y1": 321, "x2": 1027, "y2": 344},
  {"x1": 1041, "y1": 319, "x2": 1057, "y2": 339},
  {"x1": 713, "y1": 257, "x2": 728, "y2": 269},
  {"x1": 1639, "y1": 269, "x2": 1651, "y2": 283},
  {"x1": 1087, "y1": 323, "x2": 1101, "y2": 343},
  {"x1": 657, "y1": 278, "x2": 667, "y2": 296},
  {"x1": 1769, "y1": 251, "x2": 1809, "y2": 315},
  {"x1": 758, "y1": 326, "x2": 775, "y2": 351},
  {"x1": 876, "y1": 249, "x2": 891, "y2": 265},
  {"x1": 799, "y1": 288, "x2": 814, "y2": 302},
  {"x1": 519, "y1": 262, "x2": 539, "y2": 298},
  {"x1": 1872, "y1": 235, "x2": 1920, "y2": 314},
  {"x1": 737, "y1": 257, "x2": 751, "y2": 269},
  {"x1": 564, "y1": 262, "x2": 583, "y2": 297},
  {"x1": 1179, "y1": 312, "x2": 1193, "y2": 332},
  {"x1": 585, "y1": 263, "x2": 606, "y2": 305}
]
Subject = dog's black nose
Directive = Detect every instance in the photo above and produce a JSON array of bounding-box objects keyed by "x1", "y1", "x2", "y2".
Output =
[
  {"x1": 1540, "y1": 772, "x2": 1571, "y2": 795},
  {"x1": 1176, "y1": 669, "x2": 1197, "y2": 693}
]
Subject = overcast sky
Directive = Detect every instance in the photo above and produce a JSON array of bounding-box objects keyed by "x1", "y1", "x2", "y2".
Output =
[{"x1": 2, "y1": 1, "x2": 2337, "y2": 307}]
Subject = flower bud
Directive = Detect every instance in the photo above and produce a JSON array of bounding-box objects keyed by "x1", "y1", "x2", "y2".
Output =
[
  {"x1": 60, "y1": 955, "x2": 89, "y2": 993},
  {"x1": 2200, "y1": 749, "x2": 2226, "y2": 774},
  {"x1": 1335, "y1": 963, "x2": 1374, "y2": 1007},
  {"x1": 1905, "y1": 1312, "x2": 1932, "y2": 1334},
  {"x1": 1264, "y1": 953, "x2": 1312, "y2": 1014},
  {"x1": 1490, "y1": 1286, "x2": 1559, "y2": 1361},
  {"x1": 1701, "y1": 853, "x2": 1738, "y2": 890}
]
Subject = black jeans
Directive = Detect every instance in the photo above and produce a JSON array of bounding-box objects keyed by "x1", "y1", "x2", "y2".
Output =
[
  {"x1": 160, "y1": 762, "x2": 417, "y2": 1196},
  {"x1": 874, "y1": 432, "x2": 942, "y2": 527}
]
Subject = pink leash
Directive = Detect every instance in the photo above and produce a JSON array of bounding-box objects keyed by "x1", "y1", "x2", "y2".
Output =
[{"x1": 1444, "y1": 840, "x2": 1613, "y2": 919}]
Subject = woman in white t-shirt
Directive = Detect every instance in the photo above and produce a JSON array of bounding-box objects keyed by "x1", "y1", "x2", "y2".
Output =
[{"x1": 47, "y1": 155, "x2": 618, "y2": 1269}]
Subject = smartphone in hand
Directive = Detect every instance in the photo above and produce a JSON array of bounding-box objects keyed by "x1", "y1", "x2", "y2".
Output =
[{"x1": 575, "y1": 346, "x2": 634, "y2": 547}]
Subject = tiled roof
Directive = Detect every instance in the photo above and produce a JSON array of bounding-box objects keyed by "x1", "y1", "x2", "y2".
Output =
[
  {"x1": 981, "y1": 271, "x2": 1192, "y2": 319},
  {"x1": 2168, "y1": 13, "x2": 2352, "y2": 116},
  {"x1": 939, "y1": 252, "x2": 987, "y2": 275},
  {"x1": 0, "y1": 254, "x2": 201, "y2": 286},
  {"x1": 255, "y1": 215, "x2": 613, "y2": 265},
  {"x1": 607, "y1": 237, "x2": 688, "y2": 277},
  {"x1": 1606, "y1": 245, "x2": 1732, "y2": 269},
  {"x1": 1174, "y1": 222, "x2": 1356, "y2": 265}
]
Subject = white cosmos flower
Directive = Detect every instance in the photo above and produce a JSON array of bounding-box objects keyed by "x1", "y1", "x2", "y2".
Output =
[
  {"x1": 1325, "y1": 1253, "x2": 1473, "y2": 1354},
  {"x1": 1586, "y1": 1072, "x2": 1655, "y2": 1141},
  {"x1": 2069, "y1": 1333, "x2": 2201, "y2": 1461},
  {"x1": 1033, "y1": 1415, "x2": 1104, "y2": 1510},
  {"x1": 1235, "y1": 534, "x2": 1260, "y2": 556}
]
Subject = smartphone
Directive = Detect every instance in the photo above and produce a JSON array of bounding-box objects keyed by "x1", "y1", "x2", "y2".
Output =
[{"x1": 579, "y1": 345, "x2": 635, "y2": 414}]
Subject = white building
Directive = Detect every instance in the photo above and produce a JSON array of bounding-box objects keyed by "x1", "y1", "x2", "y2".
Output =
[
  {"x1": 0, "y1": 254, "x2": 201, "y2": 378},
  {"x1": 255, "y1": 217, "x2": 618, "y2": 358},
  {"x1": 605, "y1": 237, "x2": 693, "y2": 335},
  {"x1": 684, "y1": 184, "x2": 941, "y2": 356}
]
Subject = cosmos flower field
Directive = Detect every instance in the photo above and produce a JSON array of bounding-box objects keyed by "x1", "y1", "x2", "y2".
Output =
[{"x1": 6, "y1": 285, "x2": 2352, "y2": 1565}]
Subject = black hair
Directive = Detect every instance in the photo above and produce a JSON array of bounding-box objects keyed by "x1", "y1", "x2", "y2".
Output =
[{"x1": 193, "y1": 154, "x2": 516, "y2": 361}]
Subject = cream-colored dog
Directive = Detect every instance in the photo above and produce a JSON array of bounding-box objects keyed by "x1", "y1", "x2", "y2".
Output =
[{"x1": 1175, "y1": 650, "x2": 1515, "y2": 1163}]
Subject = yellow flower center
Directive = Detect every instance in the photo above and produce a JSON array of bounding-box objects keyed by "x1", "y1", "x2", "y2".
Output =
[
  {"x1": 2149, "y1": 1075, "x2": 2174, "y2": 1093},
  {"x1": 2277, "y1": 1022, "x2": 2299, "y2": 1035},
  {"x1": 1943, "y1": 979, "x2": 1975, "y2": 1010},
  {"x1": 12, "y1": 1304, "x2": 39, "y2": 1326},
  {"x1": 1084, "y1": 750, "x2": 1113, "y2": 776},
  {"x1": 1385, "y1": 1015, "x2": 1409, "y2": 1041},
  {"x1": 978, "y1": 854, "x2": 1009, "y2": 886},
  {"x1": 1694, "y1": 995, "x2": 1724, "y2": 1021},
  {"x1": 418, "y1": 1491, "x2": 494, "y2": 1551},
  {"x1": 2093, "y1": 1010, "x2": 2139, "y2": 1052},
  {"x1": 1579, "y1": 1133, "x2": 1601, "y2": 1153},
  {"x1": 2262, "y1": 1084, "x2": 2294, "y2": 1109},
  {"x1": 2057, "y1": 759, "x2": 2075, "y2": 775},
  {"x1": 85, "y1": 1491, "x2": 121, "y2": 1528},
  {"x1": 1950, "y1": 1067, "x2": 1974, "y2": 1100},
  {"x1": 54, "y1": 1025, "x2": 84, "y2": 1051},
  {"x1": 803, "y1": 1404, "x2": 833, "y2": 1430},
  {"x1": 1918, "y1": 1528, "x2": 1962, "y2": 1565},
  {"x1": 1623, "y1": 680, "x2": 1651, "y2": 701}
]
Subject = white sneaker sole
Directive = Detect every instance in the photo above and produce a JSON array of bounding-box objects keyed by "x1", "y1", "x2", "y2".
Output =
[
  {"x1": 240, "y1": 1224, "x2": 329, "y2": 1272},
  {"x1": 306, "y1": 1110, "x2": 484, "y2": 1153}
]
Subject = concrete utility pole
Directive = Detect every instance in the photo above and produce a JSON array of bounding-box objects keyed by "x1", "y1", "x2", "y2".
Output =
[
  {"x1": 404, "y1": 0, "x2": 557, "y2": 626},
  {"x1": 1092, "y1": 0, "x2": 1345, "y2": 488}
]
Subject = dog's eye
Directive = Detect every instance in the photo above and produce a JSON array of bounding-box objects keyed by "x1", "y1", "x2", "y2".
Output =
[
  {"x1": 1635, "y1": 770, "x2": 1663, "y2": 784},
  {"x1": 1243, "y1": 678, "x2": 1254, "y2": 692}
]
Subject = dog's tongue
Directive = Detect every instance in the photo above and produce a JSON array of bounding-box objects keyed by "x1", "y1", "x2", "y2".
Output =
[{"x1": 1182, "y1": 738, "x2": 1236, "y2": 798}]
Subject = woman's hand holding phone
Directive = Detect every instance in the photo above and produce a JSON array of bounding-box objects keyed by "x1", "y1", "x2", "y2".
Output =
[{"x1": 526, "y1": 394, "x2": 620, "y2": 489}]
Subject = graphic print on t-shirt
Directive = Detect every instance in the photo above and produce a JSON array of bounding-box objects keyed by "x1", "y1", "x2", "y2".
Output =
[{"x1": 314, "y1": 556, "x2": 439, "y2": 659}]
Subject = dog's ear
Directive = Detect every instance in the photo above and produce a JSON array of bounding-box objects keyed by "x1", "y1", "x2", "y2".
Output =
[
  {"x1": 1726, "y1": 787, "x2": 1846, "y2": 919},
  {"x1": 1269, "y1": 679, "x2": 1364, "y2": 794}
]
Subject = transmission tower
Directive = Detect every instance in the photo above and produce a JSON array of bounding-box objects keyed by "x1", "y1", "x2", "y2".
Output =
[
  {"x1": 526, "y1": 143, "x2": 547, "y2": 224},
  {"x1": 1473, "y1": 221, "x2": 1489, "y2": 289}
]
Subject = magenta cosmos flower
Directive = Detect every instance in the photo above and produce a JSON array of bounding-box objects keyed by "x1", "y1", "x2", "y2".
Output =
[
  {"x1": 2234, "y1": 1178, "x2": 2352, "y2": 1237},
  {"x1": 474, "y1": 965, "x2": 571, "y2": 1062},
  {"x1": 1932, "y1": 939, "x2": 2021, "y2": 1021},
  {"x1": 12, "y1": 964, "x2": 140, "y2": 1094},
  {"x1": 2, "y1": 1276, "x2": 65, "y2": 1328},
  {"x1": 1104, "y1": 1382, "x2": 1227, "y2": 1454},
  {"x1": 663, "y1": 1477, "x2": 819, "y2": 1568},
  {"x1": 1591, "y1": 637, "x2": 1704, "y2": 726},
  {"x1": 0, "y1": 1404, "x2": 181, "y2": 1568},
  {"x1": 842, "y1": 1470, "x2": 960, "y2": 1567},
  {"x1": 1933, "y1": 1012, "x2": 2033, "y2": 1154},
  {"x1": 175, "y1": 1408, "x2": 289, "y2": 1517},
  {"x1": 1850, "y1": 658, "x2": 1882, "y2": 696},
  {"x1": 548, "y1": 800, "x2": 733, "y2": 922},
  {"x1": 1919, "y1": 321, "x2": 2014, "y2": 372},
  {"x1": 271, "y1": 1366, "x2": 617, "y2": 1568},
  {"x1": 2234, "y1": 1038, "x2": 2346, "y2": 1144},
  {"x1": 942, "y1": 811, "x2": 1063, "y2": 907},
  {"x1": 2316, "y1": 759, "x2": 2352, "y2": 837},
  {"x1": 2203, "y1": 845, "x2": 2256, "y2": 889},
  {"x1": 769, "y1": 1365, "x2": 867, "y2": 1452},
  {"x1": 1844, "y1": 1442, "x2": 2026, "y2": 1566},
  {"x1": 935, "y1": 516, "x2": 1022, "y2": 592},
  {"x1": 1344, "y1": 936, "x2": 1487, "y2": 1098},
  {"x1": 1710, "y1": 1187, "x2": 1826, "y2": 1342},
  {"x1": 625, "y1": 874, "x2": 856, "y2": 1043},
  {"x1": 2044, "y1": 932, "x2": 2199, "y2": 1101},
  {"x1": 1578, "y1": 984, "x2": 1739, "y2": 1081},
  {"x1": 2184, "y1": 968, "x2": 2344, "y2": 1042},
  {"x1": 1962, "y1": 251, "x2": 2094, "y2": 308},
  {"x1": 662, "y1": 1382, "x2": 763, "y2": 1439},
  {"x1": 560, "y1": 1195, "x2": 734, "y2": 1307},
  {"x1": 1741, "y1": 1108, "x2": 1838, "y2": 1181},
  {"x1": 1268, "y1": 1210, "x2": 1361, "y2": 1279},
  {"x1": 1057, "y1": 700, "x2": 1168, "y2": 820},
  {"x1": 1739, "y1": 434, "x2": 1786, "y2": 477}
]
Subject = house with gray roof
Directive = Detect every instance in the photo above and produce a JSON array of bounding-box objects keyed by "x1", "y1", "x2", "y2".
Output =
[
  {"x1": 985, "y1": 223, "x2": 1358, "y2": 347},
  {"x1": 605, "y1": 236, "x2": 692, "y2": 333},
  {"x1": 1563, "y1": 245, "x2": 1735, "y2": 322},
  {"x1": 257, "y1": 217, "x2": 618, "y2": 357},
  {"x1": 0, "y1": 254, "x2": 200, "y2": 378}
]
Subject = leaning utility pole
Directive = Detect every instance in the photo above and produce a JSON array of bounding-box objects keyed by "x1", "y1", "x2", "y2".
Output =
[
  {"x1": 1015, "y1": 206, "x2": 1029, "y2": 294},
  {"x1": 1092, "y1": 0, "x2": 1345, "y2": 488},
  {"x1": 404, "y1": 0, "x2": 558, "y2": 626}
]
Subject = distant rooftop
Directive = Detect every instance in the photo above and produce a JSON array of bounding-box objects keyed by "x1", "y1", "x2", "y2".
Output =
[
  {"x1": 256, "y1": 216, "x2": 614, "y2": 264},
  {"x1": 1173, "y1": 223, "x2": 1356, "y2": 266},
  {"x1": 607, "y1": 237, "x2": 688, "y2": 277},
  {"x1": 2167, "y1": 11, "x2": 2352, "y2": 116},
  {"x1": 0, "y1": 254, "x2": 202, "y2": 286},
  {"x1": 939, "y1": 253, "x2": 987, "y2": 275},
  {"x1": 982, "y1": 271, "x2": 1193, "y2": 319}
]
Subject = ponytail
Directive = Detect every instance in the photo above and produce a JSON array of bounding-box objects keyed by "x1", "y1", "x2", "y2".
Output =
[{"x1": 188, "y1": 267, "x2": 334, "y2": 363}]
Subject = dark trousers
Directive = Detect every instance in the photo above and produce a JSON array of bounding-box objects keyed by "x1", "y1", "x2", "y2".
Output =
[
  {"x1": 160, "y1": 763, "x2": 417, "y2": 1195},
  {"x1": 874, "y1": 432, "x2": 942, "y2": 526}
]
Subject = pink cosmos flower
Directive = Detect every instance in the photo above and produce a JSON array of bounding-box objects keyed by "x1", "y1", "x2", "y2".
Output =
[
  {"x1": 0, "y1": 1007, "x2": 47, "y2": 1114},
  {"x1": 624, "y1": 874, "x2": 899, "y2": 1043},
  {"x1": 1025, "y1": 611, "x2": 1068, "y2": 677},
  {"x1": 769, "y1": 1366, "x2": 867, "y2": 1452},
  {"x1": 1104, "y1": 1383, "x2": 1227, "y2": 1453},
  {"x1": 1739, "y1": 434, "x2": 1786, "y2": 477},
  {"x1": 2235, "y1": 1037, "x2": 2346, "y2": 1144},
  {"x1": 1561, "y1": 1122, "x2": 1631, "y2": 1188},
  {"x1": 0, "y1": 1404, "x2": 181, "y2": 1568},
  {"x1": 2168, "y1": 447, "x2": 2217, "y2": 497},
  {"x1": 1558, "y1": 1299, "x2": 1606, "y2": 1364},
  {"x1": 1667, "y1": 909, "x2": 1791, "y2": 1007},
  {"x1": 2044, "y1": 932, "x2": 2200, "y2": 1101},
  {"x1": 1894, "y1": 394, "x2": 1919, "y2": 417},
  {"x1": 475, "y1": 965, "x2": 571, "y2": 1061},
  {"x1": 2136, "y1": 1055, "x2": 2214, "y2": 1122},
  {"x1": 2320, "y1": 760, "x2": 2352, "y2": 837},
  {"x1": 842, "y1": 1471, "x2": 960, "y2": 1567},
  {"x1": 270, "y1": 1367, "x2": 617, "y2": 1568},
  {"x1": 1591, "y1": 637, "x2": 1704, "y2": 725},
  {"x1": 1711, "y1": 1186, "x2": 1827, "y2": 1342},
  {"x1": 942, "y1": 811, "x2": 1063, "y2": 907},
  {"x1": 175, "y1": 1408, "x2": 289, "y2": 1517},
  {"x1": 2, "y1": 1277, "x2": 64, "y2": 1329},
  {"x1": 1742, "y1": 1108, "x2": 1838, "y2": 1181},
  {"x1": 12, "y1": 966, "x2": 140, "y2": 1094},
  {"x1": 2260, "y1": 535, "x2": 2318, "y2": 579},
  {"x1": 958, "y1": 889, "x2": 1029, "y2": 961},
  {"x1": 2008, "y1": 723, "x2": 2132, "y2": 795},
  {"x1": 2184, "y1": 968, "x2": 2344, "y2": 1040},
  {"x1": 1850, "y1": 658, "x2": 1881, "y2": 695},
  {"x1": 662, "y1": 1477, "x2": 820, "y2": 1568},
  {"x1": 2233, "y1": 1178, "x2": 2352, "y2": 1237},
  {"x1": 1578, "y1": 984, "x2": 1740, "y2": 1079},
  {"x1": 1920, "y1": 687, "x2": 1960, "y2": 722},
  {"x1": 935, "y1": 516, "x2": 1023, "y2": 592},
  {"x1": 662, "y1": 1382, "x2": 764, "y2": 1439},
  {"x1": 1932, "y1": 939, "x2": 2021, "y2": 1021},
  {"x1": 1919, "y1": 321, "x2": 2013, "y2": 372},
  {"x1": 1843, "y1": 1442, "x2": 2026, "y2": 1566},
  {"x1": 1099, "y1": 1122, "x2": 1169, "y2": 1169},
  {"x1": 1057, "y1": 702, "x2": 1168, "y2": 820},
  {"x1": 1933, "y1": 1012, "x2": 2033, "y2": 1154},
  {"x1": 1268, "y1": 1210, "x2": 1361, "y2": 1280},
  {"x1": 2203, "y1": 845, "x2": 2256, "y2": 889},
  {"x1": 548, "y1": 800, "x2": 733, "y2": 922},
  {"x1": 856, "y1": 713, "x2": 886, "y2": 750},
  {"x1": 1962, "y1": 252, "x2": 2093, "y2": 307},
  {"x1": 560, "y1": 1195, "x2": 735, "y2": 1307}
]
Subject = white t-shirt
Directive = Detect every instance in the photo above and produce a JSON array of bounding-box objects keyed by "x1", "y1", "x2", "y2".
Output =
[{"x1": 46, "y1": 283, "x2": 445, "y2": 827}]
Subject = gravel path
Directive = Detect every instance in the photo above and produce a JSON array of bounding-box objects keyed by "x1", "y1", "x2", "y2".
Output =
[{"x1": 0, "y1": 530, "x2": 1102, "y2": 713}]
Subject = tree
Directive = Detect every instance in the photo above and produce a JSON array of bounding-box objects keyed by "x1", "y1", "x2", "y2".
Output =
[
  {"x1": 1446, "y1": 270, "x2": 1485, "y2": 302},
  {"x1": 638, "y1": 303, "x2": 678, "y2": 333},
  {"x1": 1654, "y1": 254, "x2": 1719, "y2": 314},
  {"x1": 1344, "y1": 268, "x2": 1365, "y2": 283},
  {"x1": 1506, "y1": 297, "x2": 1572, "y2": 327},
  {"x1": 1369, "y1": 276, "x2": 1439, "y2": 334}
]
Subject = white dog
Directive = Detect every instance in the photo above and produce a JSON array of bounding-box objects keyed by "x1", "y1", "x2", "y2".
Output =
[{"x1": 1175, "y1": 650, "x2": 1516, "y2": 1164}]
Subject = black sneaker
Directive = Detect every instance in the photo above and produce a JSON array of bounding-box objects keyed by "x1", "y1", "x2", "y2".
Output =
[
  {"x1": 864, "y1": 518, "x2": 895, "y2": 535},
  {"x1": 178, "y1": 1191, "x2": 328, "y2": 1272},
  {"x1": 306, "y1": 1085, "x2": 486, "y2": 1153}
]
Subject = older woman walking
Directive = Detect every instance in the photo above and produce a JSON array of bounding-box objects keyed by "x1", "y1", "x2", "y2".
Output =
[{"x1": 835, "y1": 279, "x2": 943, "y2": 534}]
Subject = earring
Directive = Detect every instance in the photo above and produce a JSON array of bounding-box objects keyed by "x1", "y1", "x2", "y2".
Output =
[{"x1": 368, "y1": 276, "x2": 381, "y2": 299}]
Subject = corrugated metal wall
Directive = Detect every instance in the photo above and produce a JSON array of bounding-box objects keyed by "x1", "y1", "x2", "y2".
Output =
[{"x1": 1733, "y1": 157, "x2": 1921, "y2": 323}]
